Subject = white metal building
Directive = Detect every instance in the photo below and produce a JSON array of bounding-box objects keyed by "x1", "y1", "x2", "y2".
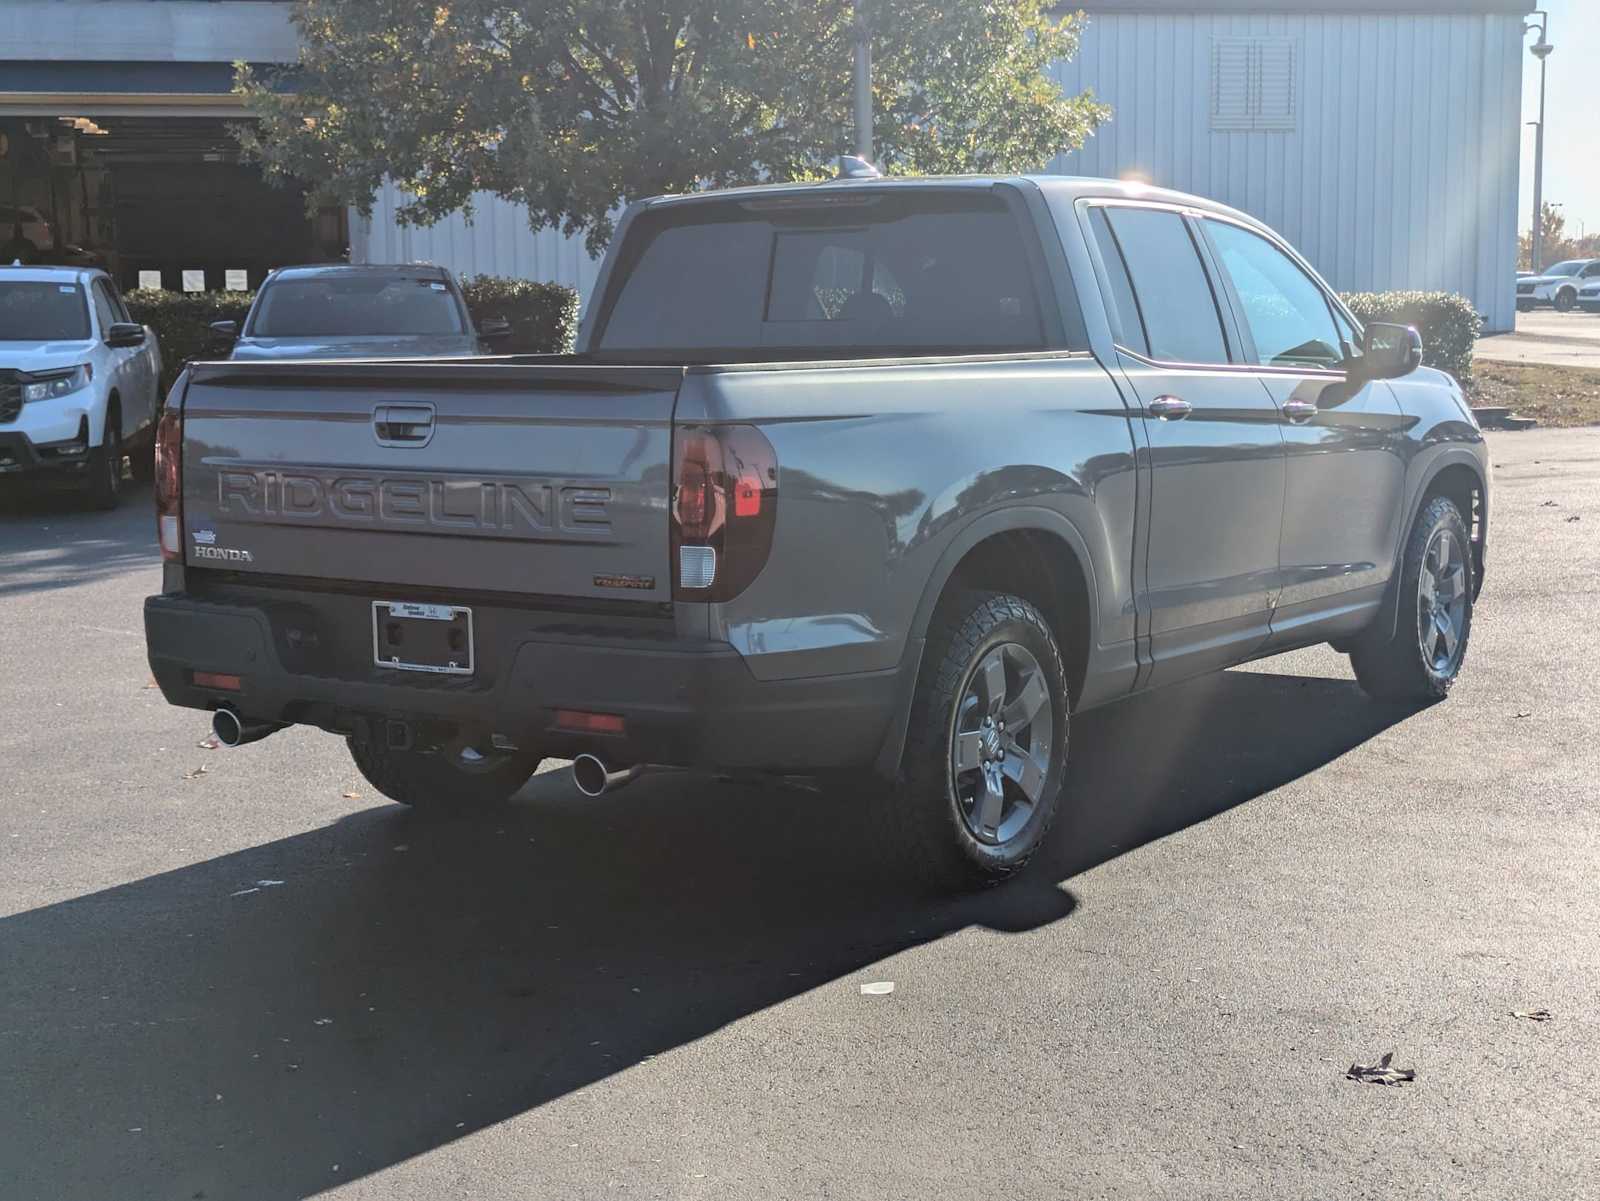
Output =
[
  {"x1": 1051, "y1": 0, "x2": 1533, "y2": 331},
  {"x1": 2, "y1": 0, "x2": 1533, "y2": 329}
]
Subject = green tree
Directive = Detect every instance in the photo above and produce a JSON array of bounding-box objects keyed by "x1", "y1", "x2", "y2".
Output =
[
  {"x1": 236, "y1": 1, "x2": 1109, "y2": 252},
  {"x1": 1519, "y1": 201, "x2": 1571, "y2": 270}
]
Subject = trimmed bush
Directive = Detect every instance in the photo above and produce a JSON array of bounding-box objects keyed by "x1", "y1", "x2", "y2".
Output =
[
  {"x1": 1341, "y1": 291, "x2": 1482, "y2": 383},
  {"x1": 125, "y1": 289, "x2": 255, "y2": 397},
  {"x1": 459, "y1": 276, "x2": 581, "y2": 354},
  {"x1": 126, "y1": 276, "x2": 581, "y2": 399}
]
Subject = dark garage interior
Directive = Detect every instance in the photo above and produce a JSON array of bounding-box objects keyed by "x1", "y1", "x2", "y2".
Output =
[{"x1": 0, "y1": 114, "x2": 345, "y2": 292}]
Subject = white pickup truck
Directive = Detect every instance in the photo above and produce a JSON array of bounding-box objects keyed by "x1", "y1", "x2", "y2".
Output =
[{"x1": 0, "y1": 265, "x2": 162, "y2": 508}]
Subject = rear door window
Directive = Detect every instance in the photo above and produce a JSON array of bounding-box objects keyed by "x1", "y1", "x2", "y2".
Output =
[
  {"x1": 595, "y1": 191, "x2": 1046, "y2": 360},
  {"x1": 1099, "y1": 206, "x2": 1231, "y2": 365}
]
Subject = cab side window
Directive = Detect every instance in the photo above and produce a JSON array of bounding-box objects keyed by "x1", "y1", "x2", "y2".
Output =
[{"x1": 1204, "y1": 220, "x2": 1344, "y2": 370}]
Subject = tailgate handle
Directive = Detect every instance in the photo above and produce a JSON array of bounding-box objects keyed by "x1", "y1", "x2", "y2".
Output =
[{"x1": 374, "y1": 403, "x2": 436, "y2": 447}]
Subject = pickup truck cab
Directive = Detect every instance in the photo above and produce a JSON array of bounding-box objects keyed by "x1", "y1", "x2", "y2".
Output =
[
  {"x1": 1, "y1": 264, "x2": 162, "y2": 507},
  {"x1": 144, "y1": 176, "x2": 1488, "y2": 890},
  {"x1": 208, "y1": 263, "x2": 504, "y2": 362}
]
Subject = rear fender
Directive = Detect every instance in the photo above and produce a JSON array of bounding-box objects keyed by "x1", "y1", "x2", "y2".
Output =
[{"x1": 871, "y1": 507, "x2": 1101, "y2": 780}]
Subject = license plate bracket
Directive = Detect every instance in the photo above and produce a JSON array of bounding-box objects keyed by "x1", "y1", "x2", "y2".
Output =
[{"x1": 372, "y1": 601, "x2": 475, "y2": 675}]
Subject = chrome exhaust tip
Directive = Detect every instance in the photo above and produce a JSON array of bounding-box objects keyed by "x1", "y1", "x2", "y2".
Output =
[
  {"x1": 212, "y1": 707, "x2": 283, "y2": 748},
  {"x1": 572, "y1": 753, "x2": 646, "y2": 797}
]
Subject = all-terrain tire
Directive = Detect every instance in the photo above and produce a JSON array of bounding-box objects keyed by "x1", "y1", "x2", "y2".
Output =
[
  {"x1": 1350, "y1": 495, "x2": 1474, "y2": 702},
  {"x1": 872, "y1": 591, "x2": 1070, "y2": 892},
  {"x1": 347, "y1": 736, "x2": 539, "y2": 813}
]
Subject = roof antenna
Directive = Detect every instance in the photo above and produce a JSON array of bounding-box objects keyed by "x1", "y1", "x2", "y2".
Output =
[{"x1": 837, "y1": 155, "x2": 881, "y2": 180}]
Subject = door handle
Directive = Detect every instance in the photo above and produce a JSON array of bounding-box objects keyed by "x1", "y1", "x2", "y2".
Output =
[
  {"x1": 373, "y1": 403, "x2": 436, "y2": 447},
  {"x1": 1147, "y1": 395, "x2": 1192, "y2": 421},
  {"x1": 1282, "y1": 399, "x2": 1319, "y2": 423}
]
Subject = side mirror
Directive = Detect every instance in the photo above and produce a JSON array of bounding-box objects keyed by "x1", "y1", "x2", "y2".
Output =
[
  {"x1": 106, "y1": 322, "x2": 146, "y2": 348},
  {"x1": 208, "y1": 319, "x2": 239, "y2": 344},
  {"x1": 478, "y1": 317, "x2": 512, "y2": 342},
  {"x1": 1357, "y1": 322, "x2": 1423, "y2": 380}
]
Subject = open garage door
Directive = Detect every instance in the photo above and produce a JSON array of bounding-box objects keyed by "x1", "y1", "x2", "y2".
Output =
[{"x1": 0, "y1": 112, "x2": 345, "y2": 293}]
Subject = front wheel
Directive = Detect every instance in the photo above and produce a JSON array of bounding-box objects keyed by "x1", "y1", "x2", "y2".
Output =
[
  {"x1": 874, "y1": 591, "x2": 1069, "y2": 891},
  {"x1": 84, "y1": 414, "x2": 123, "y2": 511},
  {"x1": 1350, "y1": 496, "x2": 1474, "y2": 702},
  {"x1": 347, "y1": 736, "x2": 540, "y2": 813}
]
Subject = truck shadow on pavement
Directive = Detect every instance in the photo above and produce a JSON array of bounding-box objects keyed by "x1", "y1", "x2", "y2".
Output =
[
  {"x1": 0, "y1": 483, "x2": 159, "y2": 598},
  {"x1": 1, "y1": 668, "x2": 1411, "y2": 1200}
]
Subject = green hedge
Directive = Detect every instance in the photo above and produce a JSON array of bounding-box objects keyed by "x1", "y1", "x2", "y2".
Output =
[
  {"x1": 1341, "y1": 291, "x2": 1482, "y2": 384},
  {"x1": 459, "y1": 276, "x2": 580, "y2": 355},
  {"x1": 125, "y1": 289, "x2": 254, "y2": 397},
  {"x1": 126, "y1": 275, "x2": 581, "y2": 399}
]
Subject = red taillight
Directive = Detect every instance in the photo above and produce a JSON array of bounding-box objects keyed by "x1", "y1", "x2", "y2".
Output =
[
  {"x1": 670, "y1": 425, "x2": 778, "y2": 602},
  {"x1": 192, "y1": 671, "x2": 242, "y2": 692},
  {"x1": 154, "y1": 403, "x2": 183, "y2": 561},
  {"x1": 554, "y1": 709, "x2": 626, "y2": 736}
]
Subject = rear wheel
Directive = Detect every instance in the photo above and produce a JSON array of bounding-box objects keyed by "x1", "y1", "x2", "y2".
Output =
[
  {"x1": 1350, "y1": 495, "x2": 1474, "y2": 702},
  {"x1": 1554, "y1": 287, "x2": 1577, "y2": 313},
  {"x1": 84, "y1": 410, "x2": 123, "y2": 510},
  {"x1": 874, "y1": 591, "x2": 1069, "y2": 891},
  {"x1": 347, "y1": 736, "x2": 540, "y2": 813}
]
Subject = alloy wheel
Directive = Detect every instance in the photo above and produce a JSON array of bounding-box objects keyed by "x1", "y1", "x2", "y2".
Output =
[
  {"x1": 950, "y1": 642, "x2": 1054, "y2": 845},
  {"x1": 1417, "y1": 527, "x2": 1468, "y2": 676}
]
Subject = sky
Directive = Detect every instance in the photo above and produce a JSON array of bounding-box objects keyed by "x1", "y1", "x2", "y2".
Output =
[{"x1": 1518, "y1": 0, "x2": 1600, "y2": 237}]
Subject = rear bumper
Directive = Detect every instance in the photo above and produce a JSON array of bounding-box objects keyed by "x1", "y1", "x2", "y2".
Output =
[{"x1": 144, "y1": 590, "x2": 903, "y2": 773}]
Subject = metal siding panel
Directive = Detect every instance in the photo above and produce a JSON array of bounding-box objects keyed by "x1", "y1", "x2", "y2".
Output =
[
  {"x1": 1371, "y1": 16, "x2": 1395, "y2": 290},
  {"x1": 1043, "y1": 10, "x2": 1517, "y2": 326},
  {"x1": 352, "y1": 181, "x2": 599, "y2": 298},
  {"x1": 1410, "y1": 17, "x2": 1433, "y2": 291},
  {"x1": 1492, "y1": 13, "x2": 1523, "y2": 330}
]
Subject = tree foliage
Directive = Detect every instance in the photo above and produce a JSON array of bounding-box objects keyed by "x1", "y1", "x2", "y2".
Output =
[
  {"x1": 236, "y1": 1, "x2": 1108, "y2": 251},
  {"x1": 1519, "y1": 201, "x2": 1600, "y2": 271}
]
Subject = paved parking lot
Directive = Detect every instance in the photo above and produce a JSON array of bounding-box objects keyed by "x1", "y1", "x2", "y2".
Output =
[
  {"x1": 2, "y1": 430, "x2": 1597, "y2": 1200},
  {"x1": 1477, "y1": 309, "x2": 1600, "y2": 368}
]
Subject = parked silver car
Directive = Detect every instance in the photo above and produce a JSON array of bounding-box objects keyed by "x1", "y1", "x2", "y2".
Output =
[{"x1": 208, "y1": 264, "x2": 507, "y2": 361}]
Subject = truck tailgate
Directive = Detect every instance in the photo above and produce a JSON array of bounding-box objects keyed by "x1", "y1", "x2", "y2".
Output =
[{"x1": 178, "y1": 360, "x2": 681, "y2": 604}]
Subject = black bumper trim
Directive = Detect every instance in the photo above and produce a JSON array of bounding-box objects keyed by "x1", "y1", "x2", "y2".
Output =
[{"x1": 144, "y1": 592, "x2": 903, "y2": 773}]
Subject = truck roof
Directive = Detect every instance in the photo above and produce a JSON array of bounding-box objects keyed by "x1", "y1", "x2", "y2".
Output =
[{"x1": 637, "y1": 173, "x2": 1263, "y2": 231}]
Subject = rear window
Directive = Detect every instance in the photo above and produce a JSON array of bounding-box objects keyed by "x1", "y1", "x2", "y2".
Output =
[
  {"x1": 594, "y1": 191, "x2": 1048, "y2": 360},
  {"x1": 250, "y1": 274, "x2": 465, "y2": 337},
  {"x1": 0, "y1": 282, "x2": 90, "y2": 341}
]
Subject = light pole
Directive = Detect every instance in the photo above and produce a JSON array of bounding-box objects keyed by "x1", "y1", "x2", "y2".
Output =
[
  {"x1": 853, "y1": 6, "x2": 872, "y2": 163},
  {"x1": 1525, "y1": 11, "x2": 1553, "y2": 271}
]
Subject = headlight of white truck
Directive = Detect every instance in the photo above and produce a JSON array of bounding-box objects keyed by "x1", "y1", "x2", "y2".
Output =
[{"x1": 23, "y1": 364, "x2": 92, "y2": 403}]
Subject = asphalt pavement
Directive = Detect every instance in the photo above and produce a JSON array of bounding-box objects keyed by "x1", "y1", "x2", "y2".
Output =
[
  {"x1": 1477, "y1": 309, "x2": 1600, "y2": 368},
  {"x1": 2, "y1": 430, "x2": 1597, "y2": 1200}
]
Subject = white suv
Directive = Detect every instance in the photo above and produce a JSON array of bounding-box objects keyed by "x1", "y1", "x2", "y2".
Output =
[
  {"x1": 0, "y1": 266, "x2": 162, "y2": 508},
  {"x1": 1516, "y1": 258, "x2": 1600, "y2": 312}
]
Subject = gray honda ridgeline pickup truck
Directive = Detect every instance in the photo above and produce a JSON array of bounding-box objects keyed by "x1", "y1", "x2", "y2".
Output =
[{"x1": 145, "y1": 176, "x2": 1488, "y2": 889}]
